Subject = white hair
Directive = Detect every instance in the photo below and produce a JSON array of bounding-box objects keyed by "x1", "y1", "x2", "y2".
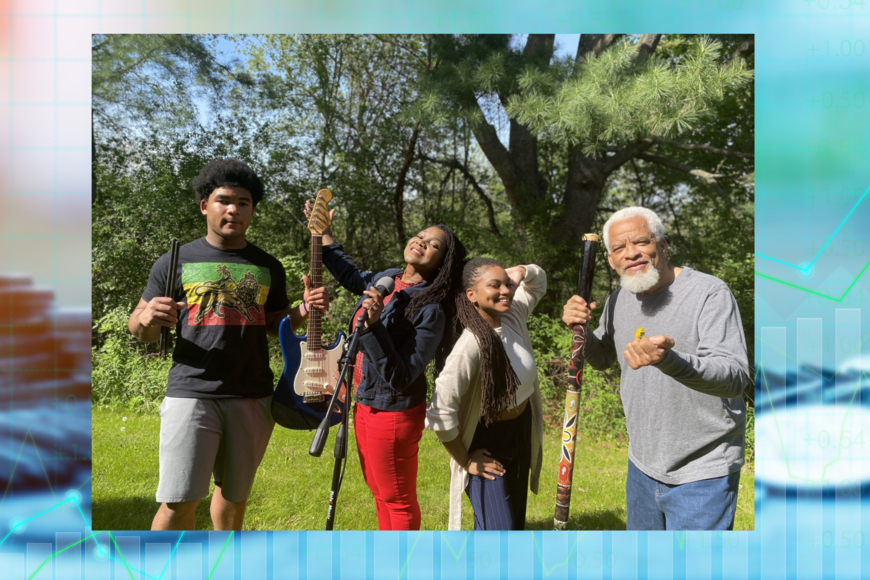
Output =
[{"x1": 602, "y1": 206, "x2": 666, "y2": 254}]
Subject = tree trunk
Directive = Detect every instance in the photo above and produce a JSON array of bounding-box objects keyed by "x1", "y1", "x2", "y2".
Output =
[
  {"x1": 468, "y1": 120, "x2": 544, "y2": 226},
  {"x1": 393, "y1": 121, "x2": 421, "y2": 246},
  {"x1": 557, "y1": 150, "x2": 609, "y2": 243}
]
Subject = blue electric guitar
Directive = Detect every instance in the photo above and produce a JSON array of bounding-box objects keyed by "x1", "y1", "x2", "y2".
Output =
[{"x1": 272, "y1": 189, "x2": 347, "y2": 430}]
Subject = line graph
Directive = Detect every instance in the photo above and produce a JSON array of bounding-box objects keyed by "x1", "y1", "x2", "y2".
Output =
[
  {"x1": 0, "y1": 429, "x2": 232, "y2": 580},
  {"x1": 0, "y1": 493, "x2": 232, "y2": 580},
  {"x1": 755, "y1": 182, "x2": 870, "y2": 273},
  {"x1": 0, "y1": 427, "x2": 90, "y2": 519},
  {"x1": 755, "y1": 258, "x2": 870, "y2": 301}
]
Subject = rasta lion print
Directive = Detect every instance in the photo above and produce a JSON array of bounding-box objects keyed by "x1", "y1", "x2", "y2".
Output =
[{"x1": 182, "y1": 263, "x2": 272, "y2": 326}]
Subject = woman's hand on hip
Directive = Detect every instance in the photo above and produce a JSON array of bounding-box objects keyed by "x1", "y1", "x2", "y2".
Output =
[{"x1": 467, "y1": 448, "x2": 505, "y2": 480}]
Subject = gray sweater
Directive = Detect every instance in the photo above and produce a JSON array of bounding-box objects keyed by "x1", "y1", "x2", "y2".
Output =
[{"x1": 585, "y1": 267, "x2": 749, "y2": 484}]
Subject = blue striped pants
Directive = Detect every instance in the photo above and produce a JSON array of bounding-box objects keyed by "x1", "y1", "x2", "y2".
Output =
[{"x1": 464, "y1": 403, "x2": 532, "y2": 530}]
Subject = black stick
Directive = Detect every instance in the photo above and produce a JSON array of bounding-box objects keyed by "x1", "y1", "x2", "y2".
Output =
[{"x1": 159, "y1": 238, "x2": 179, "y2": 358}]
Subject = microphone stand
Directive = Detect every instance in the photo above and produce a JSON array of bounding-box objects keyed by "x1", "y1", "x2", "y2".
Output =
[{"x1": 309, "y1": 311, "x2": 367, "y2": 531}]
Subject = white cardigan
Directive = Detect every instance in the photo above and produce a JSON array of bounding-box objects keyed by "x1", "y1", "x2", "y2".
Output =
[{"x1": 425, "y1": 265, "x2": 547, "y2": 530}]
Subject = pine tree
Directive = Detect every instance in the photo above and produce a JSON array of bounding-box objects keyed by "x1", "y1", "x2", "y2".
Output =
[{"x1": 418, "y1": 34, "x2": 754, "y2": 245}]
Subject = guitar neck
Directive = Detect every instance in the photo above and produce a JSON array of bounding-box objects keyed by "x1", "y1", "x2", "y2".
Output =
[{"x1": 307, "y1": 234, "x2": 322, "y2": 349}]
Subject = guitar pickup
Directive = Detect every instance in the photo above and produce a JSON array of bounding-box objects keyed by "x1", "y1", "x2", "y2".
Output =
[
  {"x1": 303, "y1": 392, "x2": 325, "y2": 403},
  {"x1": 304, "y1": 352, "x2": 326, "y2": 360},
  {"x1": 303, "y1": 381, "x2": 329, "y2": 389},
  {"x1": 304, "y1": 367, "x2": 325, "y2": 375}
]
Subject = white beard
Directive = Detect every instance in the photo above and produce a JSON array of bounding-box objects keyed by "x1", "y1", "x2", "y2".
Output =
[{"x1": 619, "y1": 265, "x2": 660, "y2": 294}]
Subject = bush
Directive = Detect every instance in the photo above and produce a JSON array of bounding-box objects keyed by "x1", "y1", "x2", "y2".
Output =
[
  {"x1": 91, "y1": 307, "x2": 172, "y2": 412},
  {"x1": 528, "y1": 313, "x2": 628, "y2": 442},
  {"x1": 527, "y1": 313, "x2": 573, "y2": 401},
  {"x1": 575, "y1": 366, "x2": 627, "y2": 442}
]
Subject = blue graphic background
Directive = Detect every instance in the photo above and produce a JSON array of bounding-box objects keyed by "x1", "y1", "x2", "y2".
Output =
[{"x1": 2, "y1": 0, "x2": 868, "y2": 578}]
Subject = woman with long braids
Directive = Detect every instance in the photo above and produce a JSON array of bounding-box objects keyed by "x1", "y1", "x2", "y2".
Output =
[
  {"x1": 305, "y1": 202, "x2": 466, "y2": 531},
  {"x1": 426, "y1": 258, "x2": 547, "y2": 530}
]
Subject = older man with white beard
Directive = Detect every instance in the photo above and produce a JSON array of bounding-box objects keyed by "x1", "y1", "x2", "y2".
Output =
[{"x1": 562, "y1": 207, "x2": 749, "y2": 531}]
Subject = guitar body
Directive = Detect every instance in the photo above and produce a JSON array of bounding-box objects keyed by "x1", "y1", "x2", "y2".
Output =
[{"x1": 271, "y1": 318, "x2": 347, "y2": 430}]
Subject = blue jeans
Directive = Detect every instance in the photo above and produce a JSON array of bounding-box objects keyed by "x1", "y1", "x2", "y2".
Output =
[{"x1": 625, "y1": 460, "x2": 740, "y2": 531}]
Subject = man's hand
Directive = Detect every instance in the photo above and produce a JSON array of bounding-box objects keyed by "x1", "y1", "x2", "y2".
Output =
[
  {"x1": 562, "y1": 295, "x2": 597, "y2": 327},
  {"x1": 129, "y1": 297, "x2": 186, "y2": 342},
  {"x1": 624, "y1": 335, "x2": 675, "y2": 369},
  {"x1": 139, "y1": 297, "x2": 186, "y2": 328},
  {"x1": 302, "y1": 274, "x2": 329, "y2": 313}
]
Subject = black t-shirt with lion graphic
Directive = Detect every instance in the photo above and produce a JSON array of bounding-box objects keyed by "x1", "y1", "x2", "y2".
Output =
[{"x1": 142, "y1": 237, "x2": 290, "y2": 399}]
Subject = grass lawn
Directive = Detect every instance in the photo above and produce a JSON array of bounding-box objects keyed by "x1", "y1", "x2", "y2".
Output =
[{"x1": 93, "y1": 406, "x2": 754, "y2": 531}]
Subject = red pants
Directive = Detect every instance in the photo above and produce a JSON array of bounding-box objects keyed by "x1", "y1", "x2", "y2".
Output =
[{"x1": 353, "y1": 402, "x2": 425, "y2": 530}]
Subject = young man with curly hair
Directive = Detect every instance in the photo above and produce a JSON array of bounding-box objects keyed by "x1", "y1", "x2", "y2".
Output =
[{"x1": 128, "y1": 158, "x2": 329, "y2": 530}]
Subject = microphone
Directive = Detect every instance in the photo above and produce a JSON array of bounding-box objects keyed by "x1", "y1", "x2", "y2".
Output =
[{"x1": 354, "y1": 276, "x2": 396, "y2": 329}]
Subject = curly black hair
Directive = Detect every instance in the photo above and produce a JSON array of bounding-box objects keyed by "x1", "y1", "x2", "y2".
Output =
[
  {"x1": 456, "y1": 257, "x2": 519, "y2": 426},
  {"x1": 402, "y1": 224, "x2": 467, "y2": 376},
  {"x1": 190, "y1": 158, "x2": 265, "y2": 206}
]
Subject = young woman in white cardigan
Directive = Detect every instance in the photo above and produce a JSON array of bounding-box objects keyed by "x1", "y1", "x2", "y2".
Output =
[{"x1": 425, "y1": 258, "x2": 546, "y2": 530}]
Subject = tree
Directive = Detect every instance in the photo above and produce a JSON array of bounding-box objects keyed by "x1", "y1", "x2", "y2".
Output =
[
  {"x1": 240, "y1": 34, "x2": 491, "y2": 260},
  {"x1": 420, "y1": 34, "x2": 754, "y2": 246},
  {"x1": 91, "y1": 35, "x2": 253, "y2": 205}
]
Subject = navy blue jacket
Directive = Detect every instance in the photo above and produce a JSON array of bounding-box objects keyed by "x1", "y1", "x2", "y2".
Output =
[{"x1": 322, "y1": 242, "x2": 445, "y2": 411}]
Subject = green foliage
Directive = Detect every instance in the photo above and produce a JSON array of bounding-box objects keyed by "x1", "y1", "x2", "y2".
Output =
[
  {"x1": 575, "y1": 367, "x2": 628, "y2": 443},
  {"x1": 527, "y1": 313, "x2": 628, "y2": 441},
  {"x1": 91, "y1": 308, "x2": 171, "y2": 411},
  {"x1": 508, "y1": 37, "x2": 754, "y2": 152},
  {"x1": 92, "y1": 34, "x2": 253, "y2": 134},
  {"x1": 526, "y1": 312, "x2": 573, "y2": 400}
]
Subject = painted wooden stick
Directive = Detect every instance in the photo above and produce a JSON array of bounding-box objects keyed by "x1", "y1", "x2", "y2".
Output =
[{"x1": 554, "y1": 233, "x2": 599, "y2": 530}]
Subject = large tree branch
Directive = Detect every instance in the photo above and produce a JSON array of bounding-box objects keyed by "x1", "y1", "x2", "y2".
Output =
[
  {"x1": 524, "y1": 34, "x2": 555, "y2": 62},
  {"x1": 468, "y1": 118, "x2": 534, "y2": 220},
  {"x1": 636, "y1": 152, "x2": 735, "y2": 203},
  {"x1": 602, "y1": 138, "x2": 655, "y2": 173},
  {"x1": 732, "y1": 36, "x2": 754, "y2": 61},
  {"x1": 559, "y1": 34, "x2": 627, "y2": 242},
  {"x1": 503, "y1": 34, "x2": 556, "y2": 203},
  {"x1": 601, "y1": 135, "x2": 753, "y2": 175},
  {"x1": 558, "y1": 147, "x2": 608, "y2": 245},
  {"x1": 417, "y1": 154, "x2": 502, "y2": 237},
  {"x1": 633, "y1": 34, "x2": 662, "y2": 66},
  {"x1": 652, "y1": 136, "x2": 754, "y2": 159},
  {"x1": 574, "y1": 34, "x2": 623, "y2": 73},
  {"x1": 393, "y1": 121, "x2": 422, "y2": 245}
]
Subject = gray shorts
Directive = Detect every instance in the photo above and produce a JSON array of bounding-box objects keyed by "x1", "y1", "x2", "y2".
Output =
[{"x1": 156, "y1": 396, "x2": 275, "y2": 504}]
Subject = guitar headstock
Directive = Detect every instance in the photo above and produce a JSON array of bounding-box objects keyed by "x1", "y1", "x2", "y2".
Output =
[{"x1": 307, "y1": 189, "x2": 333, "y2": 235}]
